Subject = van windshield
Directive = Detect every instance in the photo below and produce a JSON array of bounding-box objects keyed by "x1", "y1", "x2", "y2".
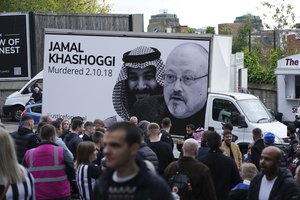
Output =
[{"x1": 237, "y1": 99, "x2": 273, "y2": 123}]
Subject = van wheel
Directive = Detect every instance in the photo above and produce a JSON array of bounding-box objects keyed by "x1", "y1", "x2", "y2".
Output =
[{"x1": 11, "y1": 106, "x2": 24, "y2": 121}]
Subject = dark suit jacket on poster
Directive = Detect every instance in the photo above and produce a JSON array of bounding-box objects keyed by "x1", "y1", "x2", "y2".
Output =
[{"x1": 131, "y1": 95, "x2": 206, "y2": 136}]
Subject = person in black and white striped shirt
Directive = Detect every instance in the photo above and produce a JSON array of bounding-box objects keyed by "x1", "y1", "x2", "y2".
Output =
[
  {"x1": 0, "y1": 127, "x2": 35, "y2": 200},
  {"x1": 75, "y1": 141, "x2": 101, "y2": 200}
]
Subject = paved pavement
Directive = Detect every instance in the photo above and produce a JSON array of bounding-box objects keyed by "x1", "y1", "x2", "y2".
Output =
[{"x1": 0, "y1": 117, "x2": 18, "y2": 132}]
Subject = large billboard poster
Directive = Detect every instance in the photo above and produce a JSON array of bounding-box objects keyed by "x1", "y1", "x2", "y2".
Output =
[
  {"x1": 43, "y1": 32, "x2": 210, "y2": 135},
  {"x1": 0, "y1": 13, "x2": 31, "y2": 80}
]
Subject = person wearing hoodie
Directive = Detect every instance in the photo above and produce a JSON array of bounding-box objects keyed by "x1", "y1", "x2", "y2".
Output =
[
  {"x1": 10, "y1": 115, "x2": 40, "y2": 163},
  {"x1": 248, "y1": 146, "x2": 300, "y2": 200}
]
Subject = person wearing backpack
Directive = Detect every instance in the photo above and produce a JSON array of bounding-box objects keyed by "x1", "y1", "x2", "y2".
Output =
[{"x1": 164, "y1": 138, "x2": 217, "y2": 200}]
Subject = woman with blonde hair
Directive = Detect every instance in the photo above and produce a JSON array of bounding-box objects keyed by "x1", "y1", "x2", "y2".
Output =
[
  {"x1": 75, "y1": 141, "x2": 101, "y2": 200},
  {"x1": 0, "y1": 127, "x2": 35, "y2": 199},
  {"x1": 61, "y1": 119, "x2": 71, "y2": 141}
]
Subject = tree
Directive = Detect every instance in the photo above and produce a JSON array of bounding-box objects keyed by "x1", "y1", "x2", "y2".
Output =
[
  {"x1": 205, "y1": 26, "x2": 215, "y2": 34},
  {"x1": 260, "y1": 0, "x2": 295, "y2": 30},
  {"x1": 232, "y1": 16, "x2": 252, "y2": 53},
  {"x1": 0, "y1": 0, "x2": 111, "y2": 13},
  {"x1": 259, "y1": 0, "x2": 296, "y2": 54},
  {"x1": 185, "y1": 27, "x2": 196, "y2": 34},
  {"x1": 218, "y1": 24, "x2": 232, "y2": 35}
]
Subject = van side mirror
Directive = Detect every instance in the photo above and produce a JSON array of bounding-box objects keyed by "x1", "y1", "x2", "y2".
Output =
[{"x1": 238, "y1": 115, "x2": 248, "y2": 128}]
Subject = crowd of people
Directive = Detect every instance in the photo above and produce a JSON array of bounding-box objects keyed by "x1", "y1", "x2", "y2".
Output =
[{"x1": 2, "y1": 115, "x2": 300, "y2": 200}]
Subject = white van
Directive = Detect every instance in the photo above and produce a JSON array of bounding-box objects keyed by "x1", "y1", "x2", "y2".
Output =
[
  {"x1": 3, "y1": 71, "x2": 43, "y2": 121},
  {"x1": 204, "y1": 92, "x2": 288, "y2": 152}
]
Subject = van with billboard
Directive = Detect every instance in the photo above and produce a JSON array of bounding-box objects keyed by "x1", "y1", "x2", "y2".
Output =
[
  {"x1": 2, "y1": 71, "x2": 43, "y2": 121},
  {"x1": 3, "y1": 29, "x2": 287, "y2": 152}
]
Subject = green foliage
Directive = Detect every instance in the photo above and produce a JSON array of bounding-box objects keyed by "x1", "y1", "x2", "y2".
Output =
[
  {"x1": 205, "y1": 26, "x2": 215, "y2": 34},
  {"x1": 244, "y1": 50, "x2": 279, "y2": 85},
  {"x1": 0, "y1": 0, "x2": 111, "y2": 13},
  {"x1": 269, "y1": 49, "x2": 283, "y2": 69},
  {"x1": 219, "y1": 24, "x2": 232, "y2": 35},
  {"x1": 244, "y1": 50, "x2": 260, "y2": 67},
  {"x1": 260, "y1": 0, "x2": 295, "y2": 30},
  {"x1": 185, "y1": 27, "x2": 196, "y2": 34}
]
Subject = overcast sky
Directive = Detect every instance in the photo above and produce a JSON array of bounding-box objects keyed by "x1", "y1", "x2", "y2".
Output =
[{"x1": 108, "y1": 0, "x2": 300, "y2": 31}]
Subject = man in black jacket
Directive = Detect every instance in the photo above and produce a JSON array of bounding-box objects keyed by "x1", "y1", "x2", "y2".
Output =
[
  {"x1": 65, "y1": 119, "x2": 83, "y2": 160},
  {"x1": 11, "y1": 115, "x2": 40, "y2": 163},
  {"x1": 251, "y1": 128, "x2": 264, "y2": 169},
  {"x1": 248, "y1": 146, "x2": 300, "y2": 200},
  {"x1": 82, "y1": 121, "x2": 95, "y2": 142},
  {"x1": 199, "y1": 131, "x2": 241, "y2": 200},
  {"x1": 160, "y1": 117, "x2": 174, "y2": 150},
  {"x1": 93, "y1": 121, "x2": 173, "y2": 200},
  {"x1": 148, "y1": 122, "x2": 174, "y2": 175}
]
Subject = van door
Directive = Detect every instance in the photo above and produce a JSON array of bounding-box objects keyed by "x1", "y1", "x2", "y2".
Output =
[{"x1": 206, "y1": 96, "x2": 246, "y2": 143}]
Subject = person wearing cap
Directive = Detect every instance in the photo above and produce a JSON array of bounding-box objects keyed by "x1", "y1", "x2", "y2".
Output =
[
  {"x1": 264, "y1": 132, "x2": 275, "y2": 146},
  {"x1": 82, "y1": 121, "x2": 95, "y2": 142},
  {"x1": 221, "y1": 129, "x2": 242, "y2": 169},
  {"x1": 251, "y1": 128, "x2": 265, "y2": 169},
  {"x1": 112, "y1": 46, "x2": 164, "y2": 120},
  {"x1": 264, "y1": 132, "x2": 288, "y2": 168},
  {"x1": 287, "y1": 123, "x2": 299, "y2": 163},
  {"x1": 10, "y1": 115, "x2": 40, "y2": 163}
]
